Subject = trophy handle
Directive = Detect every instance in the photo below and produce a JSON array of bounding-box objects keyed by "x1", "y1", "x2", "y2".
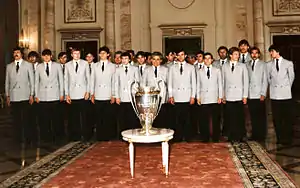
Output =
[
  {"x1": 155, "y1": 79, "x2": 166, "y2": 117},
  {"x1": 129, "y1": 80, "x2": 140, "y2": 118}
]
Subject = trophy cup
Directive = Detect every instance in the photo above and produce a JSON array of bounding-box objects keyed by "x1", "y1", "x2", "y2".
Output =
[{"x1": 129, "y1": 80, "x2": 166, "y2": 135}]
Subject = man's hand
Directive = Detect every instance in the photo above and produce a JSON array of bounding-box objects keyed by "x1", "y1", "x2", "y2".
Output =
[
  {"x1": 260, "y1": 95, "x2": 265, "y2": 101},
  {"x1": 110, "y1": 97, "x2": 115, "y2": 104},
  {"x1": 243, "y1": 97, "x2": 247, "y2": 105},
  {"x1": 169, "y1": 97, "x2": 175, "y2": 105},
  {"x1": 66, "y1": 95, "x2": 71, "y2": 104},
  {"x1": 6, "y1": 96, "x2": 10, "y2": 107},
  {"x1": 29, "y1": 96, "x2": 34, "y2": 105},
  {"x1": 217, "y1": 98, "x2": 222, "y2": 104},
  {"x1": 190, "y1": 97, "x2": 195, "y2": 105},
  {"x1": 84, "y1": 92, "x2": 89, "y2": 100},
  {"x1": 91, "y1": 95, "x2": 95, "y2": 104},
  {"x1": 197, "y1": 98, "x2": 201, "y2": 105},
  {"x1": 59, "y1": 96, "x2": 64, "y2": 102},
  {"x1": 222, "y1": 98, "x2": 226, "y2": 104},
  {"x1": 35, "y1": 97, "x2": 40, "y2": 103},
  {"x1": 116, "y1": 98, "x2": 121, "y2": 105}
]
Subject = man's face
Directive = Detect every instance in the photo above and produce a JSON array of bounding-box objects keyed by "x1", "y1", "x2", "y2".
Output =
[
  {"x1": 270, "y1": 49, "x2": 280, "y2": 59},
  {"x1": 204, "y1": 55, "x2": 213, "y2": 66},
  {"x1": 176, "y1": 52, "x2": 186, "y2": 62},
  {"x1": 147, "y1": 56, "x2": 152, "y2": 64},
  {"x1": 166, "y1": 53, "x2": 175, "y2": 62},
  {"x1": 122, "y1": 56, "x2": 130, "y2": 65},
  {"x1": 99, "y1": 51, "x2": 109, "y2": 60},
  {"x1": 239, "y1": 44, "x2": 249, "y2": 53},
  {"x1": 136, "y1": 55, "x2": 145, "y2": 65},
  {"x1": 114, "y1": 54, "x2": 121, "y2": 64},
  {"x1": 42, "y1": 55, "x2": 52, "y2": 62},
  {"x1": 71, "y1": 50, "x2": 80, "y2": 60},
  {"x1": 196, "y1": 53, "x2": 203, "y2": 63},
  {"x1": 230, "y1": 51, "x2": 240, "y2": 61},
  {"x1": 218, "y1": 49, "x2": 227, "y2": 60},
  {"x1": 59, "y1": 55, "x2": 67, "y2": 64},
  {"x1": 13, "y1": 50, "x2": 22, "y2": 60},
  {"x1": 28, "y1": 56, "x2": 36, "y2": 63},
  {"x1": 250, "y1": 50, "x2": 260, "y2": 60},
  {"x1": 86, "y1": 54, "x2": 94, "y2": 63},
  {"x1": 152, "y1": 56, "x2": 162, "y2": 67}
]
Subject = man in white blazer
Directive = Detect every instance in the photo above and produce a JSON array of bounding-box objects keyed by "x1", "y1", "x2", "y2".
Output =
[
  {"x1": 135, "y1": 51, "x2": 150, "y2": 78},
  {"x1": 197, "y1": 52, "x2": 223, "y2": 142},
  {"x1": 142, "y1": 52, "x2": 168, "y2": 128},
  {"x1": 5, "y1": 47, "x2": 34, "y2": 145},
  {"x1": 115, "y1": 52, "x2": 140, "y2": 135},
  {"x1": 64, "y1": 48, "x2": 90, "y2": 141},
  {"x1": 267, "y1": 44, "x2": 295, "y2": 145},
  {"x1": 222, "y1": 47, "x2": 249, "y2": 142},
  {"x1": 168, "y1": 49, "x2": 196, "y2": 142},
  {"x1": 238, "y1": 39, "x2": 252, "y2": 64},
  {"x1": 246, "y1": 47, "x2": 268, "y2": 142},
  {"x1": 90, "y1": 46, "x2": 116, "y2": 141},
  {"x1": 35, "y1": 49, "x2": 64, "y2": 143}
]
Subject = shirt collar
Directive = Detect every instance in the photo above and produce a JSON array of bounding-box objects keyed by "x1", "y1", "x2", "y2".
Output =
[
  {"x1": 73, "y1": 59, "x2": 80, "y2": 64},
  {"x1": 44, "y1": 61, "x2": 52, "y2": 65},
  {"x1": 100, "y1": 60, "x2": 108, "y2": 64},
  {"x1": 139, "y1": 64, "x2": 146, "y2": 68},
  {"x1": 15, "y1": 59, "x2": 23, "y2": 64},
  {"x1": 275, "y1": 56, "x2": 283, "y2": 63},
  {"x1": 230, "y1": 60, "x2": 238, "y2": 65},
  {"x1": 178, "y1": 61, "x2": 186, "y2": 65}
]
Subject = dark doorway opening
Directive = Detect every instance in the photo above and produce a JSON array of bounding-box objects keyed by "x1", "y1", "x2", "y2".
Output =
[
  {"x1": 273, "y1": 35, "x2": 300, "y2": 99},
  {"x1": 163, "y1": 36, "x2": 202, "y2": 55},
  {"x1": 65, "y1": 40, "x2": 98, "y2": 62}
]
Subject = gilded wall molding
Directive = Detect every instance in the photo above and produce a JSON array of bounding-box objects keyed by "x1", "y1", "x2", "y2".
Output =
[
  {"x1": 266, "y1": 21, "x2": 300, "y2": 34},
  {"x1": 273, "y1": 0, "x2": 300, "y2": 16},
  {"x1": 158, "y1": 23, "x2": 207, "y2": 37}
]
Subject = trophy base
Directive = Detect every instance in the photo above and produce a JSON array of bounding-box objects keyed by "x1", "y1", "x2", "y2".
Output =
[{"x1": 138, "y1": 128, "x2": 159, "y2": 136}]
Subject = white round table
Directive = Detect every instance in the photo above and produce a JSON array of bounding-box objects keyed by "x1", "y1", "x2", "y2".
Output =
[{"x1": 121, "y1": 128, "x2": 174, "y2": 178}]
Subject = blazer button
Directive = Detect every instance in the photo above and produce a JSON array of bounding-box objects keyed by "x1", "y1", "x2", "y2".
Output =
[{"x1": 45, "y1": 86, "x2": 47, "y2": 88}]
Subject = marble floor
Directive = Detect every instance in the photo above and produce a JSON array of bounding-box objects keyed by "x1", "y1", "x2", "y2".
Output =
[{"x1": 0, "y1": 105, "x2": 299, "y2": 186}]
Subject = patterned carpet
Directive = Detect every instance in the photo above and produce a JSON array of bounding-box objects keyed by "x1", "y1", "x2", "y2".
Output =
[{"x1": 0, "y1": 141, "x2": 297, "y2": 188}]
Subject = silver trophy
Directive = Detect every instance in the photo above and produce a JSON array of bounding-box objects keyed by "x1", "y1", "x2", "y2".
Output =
[{"x1": 129, "y1": 80, "x2": 166, "y2": 135}]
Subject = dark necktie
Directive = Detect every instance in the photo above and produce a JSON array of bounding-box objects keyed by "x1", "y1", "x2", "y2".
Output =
[
  {"x1": 180, "y1": 63, "x2": 183, "y2": 75},
  {"x1": 222, "y1": 60, "x2": 225, "y2": 65},
  {"x1": 242, "y1": 54, "x2": 245, "y2": 63},
  {"x1": 16, "y1": 62, "x2": 19, "y2": 73},
  {"x1": 276, "y1": 59, "x2": 279, "y2": 72},
  {"x1": 207, "y1": 66, "x2": 210, "y2": 79},
  {"x1": 199, "y1": 64, "x2": 202, "y2": 69},
  {"x1": 154, "y1": 66, "x2": 157, "y2": 78},
  {"x1": 89, "y1": 64, "x2": 91, "y2": 74},
  {"x1": 252, "y1": 60, "x2": 255, "y2": 71},
  {"x1": 62, "y1": 64, "x2": 65, "y2": 74},
  {"x1": 140, "y1": 66, "x2": 143, "y2": 76},
  {"x1": 46, "y1": 63, "x2": 49, "y2": 76},
  {"x1": 102, "y1": 62, "x2": 104, "y2": 72},
  {"x1": 75, "y1": 62, "x2": 78, "y2": 73},
  {"x1": 231, "y1": 63, "x2": 235, "y2": 72},
  {"x1": 125, "y1": 66, "x2": 128, "y2": 74}
]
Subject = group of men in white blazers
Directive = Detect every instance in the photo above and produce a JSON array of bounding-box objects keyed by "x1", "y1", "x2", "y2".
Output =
[{"x1": 5, "y1": 39, "x2": 295, "y2": 146}]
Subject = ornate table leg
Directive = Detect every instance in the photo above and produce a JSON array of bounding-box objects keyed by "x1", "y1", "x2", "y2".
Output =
[
  {"x1": 164, "y1": 141, "x2": 169, "y2": 176},
  {"x1": 129, "y1": 142, "x2": 134, "y2": 178},
  {"x1": 161, "y1": 142, "x2": 166, "y2": 170}
]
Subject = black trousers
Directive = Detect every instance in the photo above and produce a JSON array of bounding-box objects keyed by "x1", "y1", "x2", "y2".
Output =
[
  {"x1": 172, "y1": 102, "x2": 192, "y2": 142},
  {"x1": 38, "y1": 101, "x2": 60, "y2": 143},
  {"x1": 68, "y1": 99, "x2": 87, "y2": 141},
  {"x1": 248, "y1": 99, "x2": 267, "y2": 141},
  {"x1": 28, "y1": 102, "x2": 38, "y2": 145},
  {"x1": 271, "y1": 99, "x2": 293, "y2": 144},
  {"x1": 165, "y1": 103, "x2": 174, "y2": 129},
  {"x1": 56, "y1": 101, "x2": 68, "y2": 141},
  {"x1": 226, "y1": 101, "x2": 245, "y2": 141},
  {"x1": 201, "y1": 103, "x2": 221, "y2": 142},
  {"x1": 10, "y1": 101, "x2": 30, "y2": 144},
  {"x1": 86, "y1": 100, "x2": 96, "y2": 141},
  {"x1": 221, "y1": 103, "x2": 229, "y2": 137},
  {"x1": 153, "y1": 103, "x2": 168, "y2": 128},
  {"x1": 95, "y1": 100, "x2": 116, "y2": 141},
  {"x1": 191, "y1": 103, "x2": 201, "y2": 138},
  {"x1": 119, "y1": 102, "x2": 139, "y2": 135}
]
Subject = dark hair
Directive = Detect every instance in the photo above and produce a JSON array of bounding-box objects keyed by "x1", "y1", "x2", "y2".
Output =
[
  {"x1": 42, "y1": 49, "x2": 52, "y2": 56},
  {"x1": 58, "y1": 52, "x2": 67, "y2": 59},
  {"x1": 196, "y1": 50, "x2": 204, "y2": 56},
  {"x1": 250, "y1": 46, "x2": 261, "y2": 54},
  {"x1": 144, "y1": 52, "x2": 152, "y2": 57},
  {"x1": 126, "y1": 50, "x2": 135, "y2": 56},
  {"x1": 166, "y1": 51, "x2": 175, "y2": 56},
  {"x1": 85, "y1": 52, "x2": 94, "y2": 57},
  {"x1": 28, "y1": 51, "x2": 39, "y2": 58},
  {"x1": 217, "y1": 46, "x2": 228, "y2": 53},
  {"x1": 204, "y1": 52, "x2": 213, "y2": 59},
  {"x1": 121, "y1": 52, "x2": 131, "y2": 59},
  {"x1": 238, "y1": 39, "x2": 250, "y2": 47},
  {"x1": 176, "y1": 49, "x2": 186, "y2": 55},
  {"x1": 99, "y1": 46, "x2": 110, "y2": 54},
  {"x1": 151, "y1": 51, "x2": 163, "y2": 59},
  {"x1": 268, "y1": 44, "x2": 280, "y2": 53},
  {"x1": 228, "y1": 47, "x2": 240, "y2": 55},
  {"x1": 114, "y1": 51, "x2": 122, "y2": 58},
  {"x1": 135, "y1": 51, "x2": 145, "y2": 58},
  {"x1": 71, "y1": 47, "x2": 80, "y2": 52},
  {"x1": 12, "y1": 47, "x2": 24, "y2": 56}
]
